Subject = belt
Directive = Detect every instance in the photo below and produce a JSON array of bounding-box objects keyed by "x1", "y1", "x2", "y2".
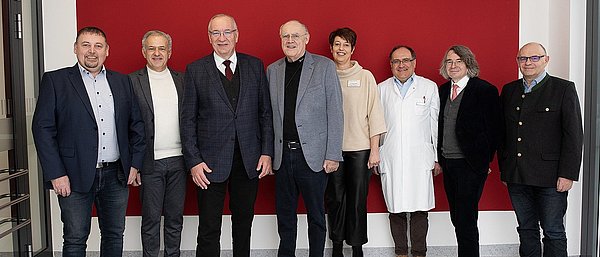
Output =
[
  {"x1": 284, "y1": 140, "x2": 302, "y2": 150},
  {"x1": 96, "y1": 160, "x2": 120, "y2": 169}
]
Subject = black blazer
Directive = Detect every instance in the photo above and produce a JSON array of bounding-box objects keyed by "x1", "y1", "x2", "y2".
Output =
[
  {"x1": 180, "y1": 53, "x2": 274, "y2": 182},
  {"x1": 437, "y1": 77, "x2": 501, "y2": 173},
  {"x1": 499, "y1": 75, "x2": 583, "y2": 187},
  {"x1": 32, "y1": 64, "x2": 146, "y2": 192},
  {"x1": 129, "y1": 67, "x2": 184, "y2": 173}
]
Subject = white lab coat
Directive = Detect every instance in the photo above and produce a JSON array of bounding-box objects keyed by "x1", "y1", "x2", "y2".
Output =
[{"x1": 378, "y1": 75, "x2": 440, "y2": 213}]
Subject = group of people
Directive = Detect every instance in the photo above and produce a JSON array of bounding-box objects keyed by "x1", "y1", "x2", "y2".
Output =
[{"x1": 32, "y1": 13, "x2": 583, "y2": 257}]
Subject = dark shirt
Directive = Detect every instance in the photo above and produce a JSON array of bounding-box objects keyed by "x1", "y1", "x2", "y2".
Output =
[{"x1": 283, "y1": 55, "x2": 304, "y2": 141}]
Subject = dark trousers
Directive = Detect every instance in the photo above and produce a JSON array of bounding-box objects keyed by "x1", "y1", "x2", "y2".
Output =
[
  {"x1": 276, "y1": 147, "x2": 328, "y2": 257},
  {"x1": 442, "y1": 158, "x2": 487, "y2": 257},
  {"x1": 195, "y1": 147, "x2": 259, "y2": 257},
  {"x1": 507, "y1": 183, "x2": 568, "y2": 257},
  {"x1": 325, "y1": 149, "x2": 371, "y2": 246},
  {"x1": 140, "y1": 156, "x2": 186, "y2": 257},
  {"x1": 389, "y1": 212, "x2": 429, "y2": 256},
  {"x1": 58, "y1": 163, "x2": 128, "y2": 257}
]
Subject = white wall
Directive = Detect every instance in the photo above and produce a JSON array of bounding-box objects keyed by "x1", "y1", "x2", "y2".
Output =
[{"x1": 41, "y1": 0, "x2": 587, "y2": 254}]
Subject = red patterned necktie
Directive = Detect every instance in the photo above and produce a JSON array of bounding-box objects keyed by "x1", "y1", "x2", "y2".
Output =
[
  {"x1": 451, "y1": 84, "x2": 459, "y2": 101},
  {"x1": 223, "y1": 60, "x2": 233, "y2": 80}
]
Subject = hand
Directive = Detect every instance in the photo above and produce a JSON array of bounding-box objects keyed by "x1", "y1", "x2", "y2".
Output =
[
  {"x1": 488, "y1": 167, "x2": 492, "y2": 174},
  {"x1": 128, "y1": 167, "x2": 141, "y2": 186},
  {"x1": 257, "y1": 155, "x2": 273, "y2": 178},
  {"x1": 191, "y1": 162, "x2": 212, "y2": 189},
  {"x1": 556, "y1": 177, "x2": 573, "y2": 192},
  {"x1": 323, "y1": 160, "x2": 339, "y2": 173},
  {"x1": 51, "y1": 175, "x2": 71, "y2": 197},
  {"x1": 371, "y1": 166, "x2": 380, "y2": 176},
  {"x1": 367, "y1": 151, "x2": 380, "y2": 169},
  {"x1": 432, "y1": 162, "x2": 442, "y2": 176}
]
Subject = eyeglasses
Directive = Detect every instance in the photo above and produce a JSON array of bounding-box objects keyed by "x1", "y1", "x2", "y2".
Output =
[
  {"x1": 517, "y1": 55, "x2": 545, "y2": 63},
  {"x1": 209, "y1": 29, "x2": 237, "y2": 38},
  {"x1": 391, "y1": 58, "x2": 415, "y2": 65},
  {"x1": 445, "y1": 59, "x2": 464, "y2": 66},
  {"x1": 281, "y1": 33, "x2": 307, "y2": 41}
]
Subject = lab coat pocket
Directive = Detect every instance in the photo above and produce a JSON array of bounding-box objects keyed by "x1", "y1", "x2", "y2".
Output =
[{"x1": 415, "y1": 101, "x2": 427, "y2": 116}]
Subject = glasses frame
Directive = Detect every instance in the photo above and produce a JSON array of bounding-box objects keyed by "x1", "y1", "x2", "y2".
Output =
[
  {"x1": 208, "y1": 29, "x2": 238, "y2": 38},
  {"x1": 391, "y1": 58, "x2": 415, "y2": 66},
  {"x1": 280, "y1": 33, "x2": 307, "y2": 41},
  {"x1": 517, "y1": 55, "x2": 546, "y2": 63}
]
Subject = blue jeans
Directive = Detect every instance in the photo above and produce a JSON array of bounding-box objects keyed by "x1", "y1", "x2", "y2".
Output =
[
  {"x1": 58, "y1": 165, "x2": 129, "y2": 257},
  {"x1": 507, "y1": 183, "x2": 568, "y2": 257},
  {"x1": 276, "y1": 147, "x2": 328, "y2": 257}
]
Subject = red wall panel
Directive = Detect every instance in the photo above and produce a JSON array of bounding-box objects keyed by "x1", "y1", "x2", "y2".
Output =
[{"x1": 76, "y1": 0, "x2": 519, "y2": 215}]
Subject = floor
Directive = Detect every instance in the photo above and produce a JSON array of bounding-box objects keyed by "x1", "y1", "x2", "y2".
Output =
[{"x1": 55, "y1": 244, "x2": 522, "y2": 256}]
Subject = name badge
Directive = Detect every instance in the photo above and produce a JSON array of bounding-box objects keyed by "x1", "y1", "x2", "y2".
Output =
[{"x1": 347, "y1": 80, "x2": 361, "y2": 87}]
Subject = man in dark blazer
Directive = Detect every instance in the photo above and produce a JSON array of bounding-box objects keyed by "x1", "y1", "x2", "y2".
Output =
[
  {"x1": 32, "y1": 27, "x2": 145, "y2": 257},
  {"x1": 129, "y1": 30, "x2": 186, "y2": 257},
  {"x1": 499, "y1": 42, "x2": 583, "y2": 257},
  {"x1": 437, "y1": 45, "x2": 500, "y2": 257},
  {"x1": 267, "y1": 20, "x2": 344, "y2": 257},
  {"x1": 180, "y1": 14, "x2": 273, "y2": 257}
]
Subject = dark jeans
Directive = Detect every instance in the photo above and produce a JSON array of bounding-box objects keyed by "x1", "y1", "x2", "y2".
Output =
[
  {"x1": 141, "y1": 156, "x2": 186, "y2": 257},
  {"x1": 325, "y1": 149, "x2": 371, "y2": 246},
  {"x1": 507, "y1": 183, "x2": 568, "y2": 257},
  {"x1": 276, "y1": 147, "x2": 328, "y2": 257},
  {"x1": 389, "y1": 211, "x2": 429, "y2": 256},
  {"x1": 442, "y1": 158, "x2": 487, "y2": 257},
  {"x1": 58, "y1": 164, "x2": 129, "y2": 257},
  {"x1": 195, "y1": 147, "x2": 258, "y2": 257}
]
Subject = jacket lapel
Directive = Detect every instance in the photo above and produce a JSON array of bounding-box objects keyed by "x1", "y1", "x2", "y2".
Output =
[
  {"x1": 236, "y1": 56, "x2": 249, "y2": 114},
  {"x1": 276, "y1": 60, "x2": 285, "y2": 122},
  {"x1": 68, "y1": 64, "x2": 96, "y2": 122},
  {"x1": 106, "y1": 70, "x2": 121, "y2": 120},
  {"x1": 138, "y1": 67, "x2": 154, "y2": 115},
  {"x1": 206, "y1": 57, "x2": 234, "y2": 112},
  {"x1": 296, "y1": 52, "x2": 314, "y2": 111},
  {"x1": 170, "y1": 69, "x2": 184, "y2": 111}
]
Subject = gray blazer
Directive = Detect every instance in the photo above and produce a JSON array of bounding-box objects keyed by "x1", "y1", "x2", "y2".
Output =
[
  {"x1": 267, "y1": 51, "x2": 344, "y2": 172},
  {"x1": 129, "y1": 67, "x2": 184, "y2": 172}
]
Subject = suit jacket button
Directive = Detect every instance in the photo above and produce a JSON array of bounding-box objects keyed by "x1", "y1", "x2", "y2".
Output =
[
  {"x1": 517, "y1": 153, "x2": 522, "y2": 157},
  {"x1": 516, "y1": 107, "x2": 520, "y2": 111},
  {"x1": 150, "y1": 136, "x2": 154, "y2": 140},
  {"x1": 545, "y1": 108, "x2": 550, "y2": 111},
  {"x1": 279, "y1": 139, "x2": 282, "y2": 143}
]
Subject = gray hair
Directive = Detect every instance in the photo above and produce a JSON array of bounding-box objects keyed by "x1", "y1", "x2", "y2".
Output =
[
  {"x1": 439, "y1": 45, "x2": 480, "y2": 79},
  {"x1": 142, "y1": 30, "x2": 172, "y2": 50},
  {"x1": 208, "y1": 14, "x2": 238, "y2": 31}
]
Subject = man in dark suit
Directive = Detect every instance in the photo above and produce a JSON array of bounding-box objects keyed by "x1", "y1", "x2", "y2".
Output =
[
  {"x1": 499, "y1": 42, "x2": 583, "y2": 257},
  {"x1": 437, "y1": 45, "x2": 501, "y2": 257},
  {"x1": 32, "y1": 26, "x2": 145, "y2": 257},
  {"x1": 180, "y1": 14, "x2": 273, "y2": 257},
  {"x1": 267, "y1": 20, "x2": 344, "y2": 257},
  {"x1": 129, "y1": 30, "x2": 186, "y2": 257}
]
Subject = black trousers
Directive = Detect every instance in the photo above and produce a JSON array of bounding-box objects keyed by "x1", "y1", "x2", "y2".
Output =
[
  {"x1": 442, "y1": 158, "x2": 488, "y2": 257},
  {"x1": 325, "y1": 149, "x2": 371, "y2": 246},
  {"x1": 195, "y1": 146, "x2": 259, "y2": 257}
]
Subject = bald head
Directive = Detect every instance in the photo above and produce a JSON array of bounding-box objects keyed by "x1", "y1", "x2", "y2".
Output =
[
  {"x1": 279, "y1": 20, "x2": 310, "y2": 62},
  {"x1": 517, "y1": 42, "x2": 549, "y2": 83}
]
